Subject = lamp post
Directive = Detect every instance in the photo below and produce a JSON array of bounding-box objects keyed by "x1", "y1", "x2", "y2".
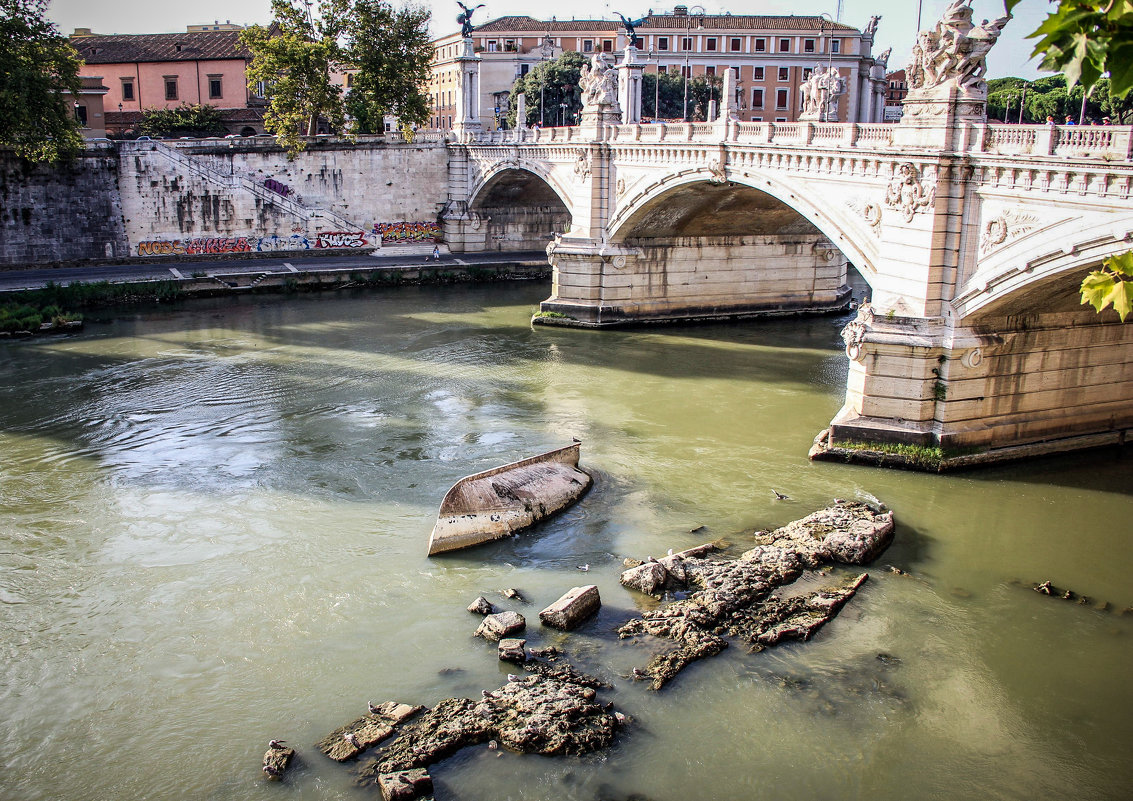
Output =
[
  {"x1": 560, "y1": 100, "x2": 567, "y2": 126},
  {"x1": 1018, "y1": 81, "x2": 1028, "y2": 123},
  {"x1": 539, "y1": 32, "x2": 553, "y2": 127}
]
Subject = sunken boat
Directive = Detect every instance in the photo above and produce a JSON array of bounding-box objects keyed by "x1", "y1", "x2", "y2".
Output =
[{"x1": 427, "y1": 443, "x2": 591, "y2": 556}]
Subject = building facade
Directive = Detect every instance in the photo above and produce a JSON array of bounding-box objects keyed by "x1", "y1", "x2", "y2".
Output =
[
  {"x1": 428, "y1": 7, "x2": 888, "y2": 130},
  {"x1": 71, "y1": 26, "x2": 265, "y2": 136}
]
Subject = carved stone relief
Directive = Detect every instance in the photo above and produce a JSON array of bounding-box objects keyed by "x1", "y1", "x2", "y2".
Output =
[
  {"x1": 979, "y1": 209, "x2": 1040, "y2": 253},
  {"x1": 884, "y1": 163, "x2": 936, "y2": 222}
]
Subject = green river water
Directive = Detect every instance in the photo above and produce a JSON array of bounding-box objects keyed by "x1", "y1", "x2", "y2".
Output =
[{"x1": 1, "y1": 282, "x2": 1130, "y2": 801}]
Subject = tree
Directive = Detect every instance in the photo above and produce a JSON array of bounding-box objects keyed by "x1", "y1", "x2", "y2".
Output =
[
  {"x1": 138, "y1": 104, "x2": 228, "y2": 138},
  {"x1": 506, "y1": 51, "x2": 585, "y2": 128},
  {"x1": 641, "y1": 72, "x2": 689, "y2": 120},
  {"x1": 1010, "y1": 0, "x2": 1133, "y2": 320},
  {"x1": 344, "y1": 1, "x2": 433, "y2": 135},
  {"x1": 0, "y1": 0, "x2": 83, "y2": 163},
  {"x1": 241, "y1": 0, "x2": 350, "y2": 156},
  {"x1": 1009, "y1": 0, "x2": 1133, "y2": 100}
]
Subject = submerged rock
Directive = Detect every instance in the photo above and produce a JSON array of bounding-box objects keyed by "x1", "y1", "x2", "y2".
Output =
[
  {"x1": 539, "y1": 585, "x2": 601, "y2": 630},
  {"x1": 467, "y1": 596, "x2": 495, "y2": 615},
  {"x1": 377, "y1": 768, "x2": 433, "y2": 801},
  {"x1": 619, "y1": 502, "x2": 892, "y2": 689},
  {"x1": 475, "y1": 610, "x2": 526, "y2": 642},
  {"x1": 355, "y1": 673, "x2": 621, "y2": 785},
  {"x1": 262, "y1": 740, "x2": 295, "y2": 780},
  {"x1": 316, "y1": 703, "x2": 424, "y2": 761},
  {"x1": 498, "y1": 637, "x2": 527, "y2": 662}
]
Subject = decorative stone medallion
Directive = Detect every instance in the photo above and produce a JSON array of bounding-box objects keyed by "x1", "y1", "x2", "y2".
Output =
[{"x1": 884, "y1": 163, "x2": 936, "y2": 222}]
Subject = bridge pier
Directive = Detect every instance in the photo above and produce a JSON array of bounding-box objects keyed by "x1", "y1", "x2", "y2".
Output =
[
  {"x1": 539, "y1": 233, "x2": 851, "y2": 326},
  {"x1": 816, "y1": 302, "x2": 1133, "y2": 468}
]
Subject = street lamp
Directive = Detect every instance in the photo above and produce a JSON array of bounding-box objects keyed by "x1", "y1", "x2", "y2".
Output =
[
  {"x1": 539, "y1": 32, "x2": 553, "y2": 127},
  {"x1": 560, "y1": 100, "x2": 567, "y2": 126}
]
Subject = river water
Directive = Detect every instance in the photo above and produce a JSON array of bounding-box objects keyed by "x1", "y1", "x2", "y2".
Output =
[{"x1": 1, "y1": 282, "x2": 1130, "y2": 801}]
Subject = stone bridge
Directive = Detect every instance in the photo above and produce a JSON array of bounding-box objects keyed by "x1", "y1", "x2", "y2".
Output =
[{"x1": 440, "y1": 83, "x2": 1132, "y2": 466}]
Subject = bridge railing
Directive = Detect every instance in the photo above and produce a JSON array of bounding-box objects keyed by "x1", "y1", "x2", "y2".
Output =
[
  {"x1": 977, "y1": 123, "x2": 1132, "y2": 161},
  {"x1": 463, "y1": 121, "x2": 1130, "y2": 161}
]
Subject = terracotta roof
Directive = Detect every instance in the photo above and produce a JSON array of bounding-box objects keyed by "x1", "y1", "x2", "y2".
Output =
[
  {"x1": 72, "y1": 30, "x2": 251, "y2": 64},
  {"x1": 469, "y1": 13, "x2": 858, "y2": 35}
]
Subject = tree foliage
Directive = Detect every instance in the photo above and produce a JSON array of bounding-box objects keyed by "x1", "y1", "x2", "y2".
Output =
[
  {"x1": 0, "y1": 0, "x2": 83, "y2": 162},
  {"x1": 241, "y1": 0, "x2": 349, "y2": 156},
  {"x1": 987, "y1": 74, "x2": 1132, "y2": 123},
  {"x1": 1081, "y1": 252, "x2": 1133, "y2": 321},
  {"x1": 344, "y1": 1, "x2": 433, "y2": 135},
  {"x1": 1006, "y1": 0, "x2": 1133, "y2": 99},
  {"x1": 506, "y1": 51, "x2": 585, "y2": 128},
  {"x1": 138, "y1": 104, "x2": 228, "y2": 138},
  {"x1": 242, "y1": 0, "x2": 432, "y2": 154}
]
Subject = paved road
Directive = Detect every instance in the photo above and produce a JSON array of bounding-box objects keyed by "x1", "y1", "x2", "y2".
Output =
[{"x1": 0, "y1": 249, "x2": 548, "y2": 292}]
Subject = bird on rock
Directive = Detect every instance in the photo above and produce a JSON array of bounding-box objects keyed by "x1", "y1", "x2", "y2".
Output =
[
  {"x1": 632, "y1": 667, "x2": 648, "y2": 680},
  {"x1": 268, "y1": 739, "x2": 287, "y2": 750},
  {"x1": 262, "y1": 764, "x2": 282, "y2": 778},
  {"x1": 343, "y1": 732, "x2": 361, "y2": 748},
  {"x1": 507, "y1": 673, "x2": 520, "y2": 682},
  {"x1": 367, "y1": 701, "x2": 381, "y2": 715},
  {"x1": 577, "y1": 564, "x2": 590, "y2": 571}
]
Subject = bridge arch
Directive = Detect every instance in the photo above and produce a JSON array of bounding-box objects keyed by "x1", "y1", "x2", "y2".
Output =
[
  {"x1": 608, "y1": 167, "x2": 880, "y2": 283},
  {"x1": 464, "y1": 165, "x2": 573, "y2": 251},
  {"x1": 952, "y1": 214, "x2": 1133, "y2": 322}
]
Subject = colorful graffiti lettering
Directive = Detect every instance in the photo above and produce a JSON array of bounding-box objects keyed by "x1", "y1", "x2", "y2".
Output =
[
  {"x1": 371, "y1": 221, "x2": 441, "y2": 243},
  {"x1": 314, "y1": 230, "x2": 368, "y2": 249},
  {"x1": 256, "y1": 234, "x2": 311, "y2": 252},
  {"x1": 264, "y1": 178, "x2": 293, "y2": 197},
  {"x1": 137, "y1": 237, "x2": 251, "y2": 257}
]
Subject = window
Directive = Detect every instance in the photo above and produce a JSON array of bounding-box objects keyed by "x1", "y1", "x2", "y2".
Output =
[
  {"x1": 76, "y1": 105, "x2": 88, "y2": 126},
  {"x1": 776, "y1": 88, "x2": 788, "y2": 109},
  {"x1": 657, "y1": 64, "x2": 667, "y2": 74},
  {"x1": 681, "y1": 36, "x2": 693, "y2": 51},
  {"x1": 753, "y1": 66, "x2": 765, "y2": 81},
  {"x1": 706, "y1": 37, "x2": 717, "y2": 52},
  {"x1": 804, "y1": 38, "x2": 815, "y2": 53},
  {"x1": 164, "y1": 77, "x2": 178, "y2": 101},
  {"x1": 681, "y1": 65, "x2": 691, "y2": 79},
  {"x1": 752, "y1": 116, "x2": 763, "y2": 121},
  {"x1": 779, "y1": 38, "x2": 791, "y2": 52},
  {"x1": 120, "y1": 79, "x2": 134, "y2": 101},
  {"x1": 657, "y1": 36, "x2": 669, "y2": 51},
  {"x1": 754, "y1": 37, "x2": 766, "y2": 52},
  {"x1": 778, "y1": 67, "x2": 789, "y2": 82},
  {"x1": 582, "y1": 39, "x2": 593, "y2": 52},
  {"x1": 730, "y1": 37, "x2": 742, "y2": 52},
  {"x1": 504, "y1": 39, "x2": 516, "y2": 51},
  {"x1": 830, "y1": 39, "x2": 840, "y2": 53},
  {"x1": 602, "y1": 39, "x2": 613, "y2": 52},
  {"x1": 487, "y1": 40, "x2": 498, "y2": 52},
  {"x1": 705, "y1": 65, "x2": 716, "y2": 77},
  {"x1": 731, "y1": 66, "x2": 740, "y2": 78},
  {"x1": 752, "y1": 88, "x2": 764, "y2": 108},
  {"x1": 208, "y1": 75, "x2": 222, "y2": 99},
  {"x1": 520, "y1": 64, "x2": 530, "y2": 75},
  {"x1": 802, "y1": 67, "x2": 813, "y2": 80},
  {"x1": 775, "y1": 117, "x2": 787, "y2": 122}
]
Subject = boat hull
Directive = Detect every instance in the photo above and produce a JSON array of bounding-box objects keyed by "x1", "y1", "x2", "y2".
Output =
[{"x1": 427, "y1": 444, "x2": 591, "y2": 556}]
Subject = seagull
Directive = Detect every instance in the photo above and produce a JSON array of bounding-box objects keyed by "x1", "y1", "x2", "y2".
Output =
[
  {"x1": 482, "y1": 689, "x2": 497, "y2": 699},
  {"x1": 268, "y1": 739, "x2": 287, "y2": 750},
  {"x1": 771, "y1": 489, "x2": 790, "y2": 501},
  {"x1": 343, "y1": 732, "x2": 360, "y2": 748},
  {"x1": 632, "y1": 667, "x2": 647, "y2": 680},
  {"x1": 667, "y1": 548, "x2": 674, "y2": 556},
  {"x1": 507, "y1": 673, "x2": 520, "y2": 682},
  {"x1": 577, "y1": 564, "x2": 590, "y2": 571},
  {"x1": 367, "y1": 701, "x2": 381, "y2": 715},
  {"x1": 262, "y1": 764, "x2": 282, "y2": 778}
]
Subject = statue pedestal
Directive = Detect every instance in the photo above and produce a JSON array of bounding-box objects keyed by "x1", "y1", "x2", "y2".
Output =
[
  {"x1": 453, "y1": 37, "x2": 483, "y2": 140},
  {"x1": 894, "y1": 84, "x2": 987, "y2": 150},
  {"x1": 618, "y1": 47, "x2": 645, "y2": 125}
]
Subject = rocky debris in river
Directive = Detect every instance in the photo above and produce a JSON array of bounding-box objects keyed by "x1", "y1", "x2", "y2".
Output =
[
  {"x1": 376, "y1": 768, "x2": 434, "y2": 801},
  {"x1": 475, "y1": 610, "x2": 526, "y2": 641},
  {"x1": 467, "y1": 596, "x2": 495, "y2": 615},
  {"x1": 498, "y1": 637, "x2": 527, "y2": 662},
  {"x1": 620, "y1": 543, "x2": 720, "y2": 596},
  {"x1": 316, "y1": 702, "x2": 424, "y2": 761},
  {"x1": 354, "y1": 673, "x2": 622, "y2": 786},
  {"x1": 500, "y1": 588, "x2": 525, "y2": 602},
  {"x1": 539, "y1": 585, "x2": 601, "y2": 630},
  {"x1": 523, "y1": 651, "x2": 610, "y2": 689},
  {"x1": 262, "y1": 740, "x2": 294, "y2": 780},
  {"x1": 1031, "y1": 580, "x2": 1124, "y2": 612},
  {"x1": 741, "y1": 501, "x2": 894, "y2": 566},
  {"x1": 618, "y1": 502, "x2": 892, "y2": 689}
]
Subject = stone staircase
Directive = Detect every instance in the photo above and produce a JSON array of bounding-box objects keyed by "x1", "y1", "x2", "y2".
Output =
[{"x1": 131, "y1": 141, "x2": 363, "y2": 233}]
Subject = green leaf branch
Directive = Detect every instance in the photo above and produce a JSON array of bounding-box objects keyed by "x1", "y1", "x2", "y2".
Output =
[{"x1": 1081, "y1": 252, "x2": 1133, "y2": 321}]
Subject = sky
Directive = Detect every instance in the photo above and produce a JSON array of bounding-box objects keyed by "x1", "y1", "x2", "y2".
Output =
[{"x1": 47, "y1": 0, "x2": 1053, "y2": 80}]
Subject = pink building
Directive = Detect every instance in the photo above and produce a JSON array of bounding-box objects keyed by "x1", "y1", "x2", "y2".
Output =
[{"x1": 71, "y1": 26, "x2": 265, "y2": 136}]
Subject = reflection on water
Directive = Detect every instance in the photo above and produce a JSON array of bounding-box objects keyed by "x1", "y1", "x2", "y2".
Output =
[{"x1": 1, "y1": 283, "x2": 1131, "y2": 801}]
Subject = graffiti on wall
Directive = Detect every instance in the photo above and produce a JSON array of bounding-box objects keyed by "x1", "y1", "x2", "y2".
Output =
[
  {"x1": 264, "y1": 178, "x2": 293, "y2": 197},
  {"x1": 372, "y1": 221, "x2": 441, "y2": 243},
  {"x1": 137, "y1": 237, "x2": 253, "y2": 257},
  {"x1": 314, "y1": 230, "x2": 368, "y2": 249},
  {"x1": 136, "y1": 231, "x2": 374, "y2": 257}
]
